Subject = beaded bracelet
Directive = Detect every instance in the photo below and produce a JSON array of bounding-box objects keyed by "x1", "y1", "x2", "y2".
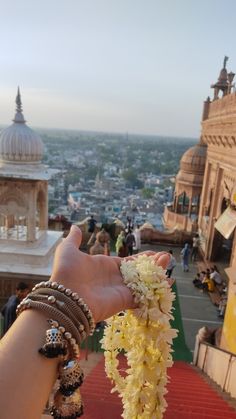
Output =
[
  {"x1": 16, "y1": 281, "x2": 96, "y2": 419},
  {"x1": 28, "y1": 288, "x2": 90, "y2": 337},
  {"x1": 17, "y1": 298, "x2": 83, "y2": 346},
  {"x1": 32, "y1": 281, "x2": 95, "y2": 335}
]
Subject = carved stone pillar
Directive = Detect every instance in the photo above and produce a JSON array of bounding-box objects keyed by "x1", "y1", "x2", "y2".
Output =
[
  {"x1": 6, "y1": 215, "x2": 15, "y2": 229},
  {"x1": 40, "y1": 186, "x2": 48, "y2": 230},
  {"x1": 182, "y1": 192, "x2": 186, "y2": 213},
  {"x1": 199, "y1": 161, "x2": 211, "y2": 224},
  {"x1": 37, "y1": 183, "x2": 48, "y2": 230},
  {"x1": 205, "y1": 165, "x2": 223, "y2": 260},
  {"x1": 27, "y1": 189, "x2": 36, "y2": 242},
  {"x1": 173, "y1": 194, "x2": 178, "y2": 212},
  {"x1": 188, "y1": 197, "x2": 193, "y2": 217}
]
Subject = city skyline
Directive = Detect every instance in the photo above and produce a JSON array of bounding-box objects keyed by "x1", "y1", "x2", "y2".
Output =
[{"x1": 0, "y1": 0, "x2": 236, "y2": 137}]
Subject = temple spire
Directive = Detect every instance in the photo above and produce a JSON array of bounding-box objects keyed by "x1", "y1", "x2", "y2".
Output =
[{"x1": 13, "y1": 86, "x2": 26, "y2": 123}]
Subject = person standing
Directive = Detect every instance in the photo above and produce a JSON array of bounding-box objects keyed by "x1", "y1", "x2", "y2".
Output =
[
  {"x1": 166, "y1": 250, "x2": 177, "y2": 278},
  {"x1": 87, "y1": 215, "x2": 97, "y2": 233},
  {"x1": 1, "y1": 282, "x2": 29, "y2": 335},
  {"x1": 191, "y1": 234, "x2": 200, "y2": 262},
  {"x1": 125, "y1": 229, "x2": 136, "y2": 256},
  {"x1": 125, "y1": 216, "x2": 134, "y2": 233},
  {"x1": 181, "y1": 243, "x2": 190, "y2": 272},
  {"x1": 115, "y1": 230, "x2": 127, "y2": 257},
  {"x1": 133, "y1": 225, "x2": 141, "y2": 253}
]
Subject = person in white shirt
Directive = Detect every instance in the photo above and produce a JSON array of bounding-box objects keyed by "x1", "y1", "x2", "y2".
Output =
[
  {"x1": 133, "y1": 225, "x2": 141, "y2": 253},
  {"x1": 191, "y1": 234, "x2": 200, "y2": 262},
  {"x1": 166, "y1": 250, "x2": 177, "y2": 278},
  {"x1": 210, "y1": 266, "x2": 223, "y2": 286}
]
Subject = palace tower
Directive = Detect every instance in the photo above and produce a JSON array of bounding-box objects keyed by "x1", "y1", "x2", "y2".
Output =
[{"x1": 0, "y1": 89, "x2": 62, "y2": 300}]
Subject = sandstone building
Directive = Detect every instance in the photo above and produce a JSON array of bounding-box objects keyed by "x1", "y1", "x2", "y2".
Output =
[
  {"x1": 164, "y1": 57, "x2": 236, "y2": 354},
  {"x1": 198, "y1": 58, "x2": 236, "y2": 353},
  {"x1": 163, "y1": 138, "x2": 207, "y2": 234},
  {"x1": 0, "y1": 89, "x2": 62, "y2": 304}
]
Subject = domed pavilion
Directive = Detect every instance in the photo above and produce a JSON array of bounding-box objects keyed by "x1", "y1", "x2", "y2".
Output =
[
  {"x1": 163, "y1": 138, "x2": 207, "y2": 233},
  {"x1": 0, "y1": 89, "x2": 62, "y2": 295}
]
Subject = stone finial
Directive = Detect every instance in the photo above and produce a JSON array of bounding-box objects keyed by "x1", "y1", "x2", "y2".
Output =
[
  {"x1": 202, "y1": 96, "x2": 211, "y2": 121},
  {"x1": 211, "y1": 57, "x2": 230, "y2": 100},
  {"x1": 13, "y1": 86, "x2": 26, "y2": 123},
  {"x1": 16, "y1": 87, "x2": 22, "y2": 112},
  {"x1": 223, "y1": 56, "x2": 229, "y2": 69}
]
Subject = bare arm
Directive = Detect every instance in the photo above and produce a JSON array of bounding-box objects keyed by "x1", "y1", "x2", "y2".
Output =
[{"x1": 0, "y1": 226, "x2": 170, "y2": 419}]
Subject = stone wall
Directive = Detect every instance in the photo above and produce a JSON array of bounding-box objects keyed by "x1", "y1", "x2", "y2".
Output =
[{"x1": 198, "y1": 91, "x2": 236, "y2": 353}]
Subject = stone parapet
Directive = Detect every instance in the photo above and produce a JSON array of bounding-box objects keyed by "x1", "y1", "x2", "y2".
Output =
[
  {"x1": 163, "y1": 206, "x2": 197, "y2": 234},
  {"x1": 202, "y1": 93, "x2": 236, "y2": 149},
  {"x1": 207, "y1": 92, "x2": 236, "y2": 120}
]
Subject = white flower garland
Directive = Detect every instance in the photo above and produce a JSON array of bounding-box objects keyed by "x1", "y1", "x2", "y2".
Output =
[{"x1": 101, "y1": 254, "x2": 178, "y2": 419}]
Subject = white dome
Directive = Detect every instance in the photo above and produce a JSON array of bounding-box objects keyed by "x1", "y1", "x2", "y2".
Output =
[{"x1": 0, "y1": 88, "x2": 44, "y2": 164}]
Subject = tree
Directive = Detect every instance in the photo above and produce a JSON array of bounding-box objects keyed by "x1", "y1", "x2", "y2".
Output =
[
  {"x1": 122, "y1": 169, "x2": 143, "y2": 188},
  {"x1": 141, "y1": 188, "x2": 155, "y2": 199}
]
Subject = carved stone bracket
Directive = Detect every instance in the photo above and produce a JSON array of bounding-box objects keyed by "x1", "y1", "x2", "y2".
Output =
[{"x1": 203, "y1": 134, "x2": 236, "y2": 149}]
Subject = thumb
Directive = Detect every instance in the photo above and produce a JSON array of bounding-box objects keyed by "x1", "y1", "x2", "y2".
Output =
[{"x1": 65, "y1": 225, "x2": 82, "y2": 248}]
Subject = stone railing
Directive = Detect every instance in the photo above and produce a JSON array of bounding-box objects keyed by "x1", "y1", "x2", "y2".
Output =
[
  {"x1": 163, "y1": 206, "x2": 197, "y2": 233},
  {"x1": 196, "y1": 342, "x2": 236, "y2": 398},
  {"x1": 140, "y1": 226, "x2": 192, "y2": 245},
  {"x1": 207, "y1": 92, "x2": 236, "y2": 120}
]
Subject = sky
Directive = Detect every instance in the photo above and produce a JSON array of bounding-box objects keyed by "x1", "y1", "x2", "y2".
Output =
[{"x1": 0, "y1": 0, "x2": 236, "y2": 137}]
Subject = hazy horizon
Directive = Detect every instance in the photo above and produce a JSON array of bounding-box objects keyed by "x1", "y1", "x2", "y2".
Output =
[
  {"x1": 0, "y1": 123, "x2": 198, "y2": 142},
  {"x1": 1, "y1": 0, "x2": 236, "y2": 137}
]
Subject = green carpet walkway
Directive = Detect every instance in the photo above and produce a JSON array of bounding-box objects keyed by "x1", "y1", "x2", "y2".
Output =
[{"x1": 171, "y1": 281, "x2": 192, "y2": 362}]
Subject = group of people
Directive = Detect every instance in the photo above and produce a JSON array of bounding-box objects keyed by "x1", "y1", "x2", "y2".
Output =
[
  {"x1": 193, "y1": 266, "x2": 223, "y2": 292},
  {"x1": 193, "y1": 266, "x2": 227, "y2": 318},
  {"x1": 116, "y1": 223, "x2": 141, "y2": 257}
]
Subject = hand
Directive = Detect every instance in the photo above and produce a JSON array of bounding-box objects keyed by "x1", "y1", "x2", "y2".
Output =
[
  {"x1": 50, "y1": 226, "x2": 170, "y2": 322},
  {"x1": 167, "y1": 278, "x2": 175, "y2": 286}
]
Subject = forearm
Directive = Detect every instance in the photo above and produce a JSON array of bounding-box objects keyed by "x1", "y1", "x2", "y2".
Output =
[{"x1": 0, "y1": 310, "x2": 59, "y2": 419}]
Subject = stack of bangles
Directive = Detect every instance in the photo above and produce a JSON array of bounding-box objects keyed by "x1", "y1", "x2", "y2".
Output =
[{"x1": 16, "y1": 281, "x2": 96, "y2": 419}]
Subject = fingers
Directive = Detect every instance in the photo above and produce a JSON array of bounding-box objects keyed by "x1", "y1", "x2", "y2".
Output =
[
  {"x1": 153, "y1": 252, "x2": 170, "y2": 269},
  {"x1": 126, "y1": 251, "x2": 167, "y2": 260},
  {"x1": 120, "y1": 251, "x2": 170, "y2": 270},
  {"x1": 135, "y1": 250, "x2": 156, "y2": 257},
  {"x1": 65, "y1": 225, "x2": 82, "y2": 248},
  {"x1": 167, "y1": 278, "x2": 175, "y2": 286},
  {"x1": 124, "y1": 250, "x2": 156, "y2": 262},
  {"x1": 153, "y1": 251, "x2": 170, "y2": 260}
]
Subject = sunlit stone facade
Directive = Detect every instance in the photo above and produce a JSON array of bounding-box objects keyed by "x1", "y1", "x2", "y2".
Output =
[
  {"x1": 0, "y1": 89, "x2": 62, "y2": 300},
  {"x1": 198, "y1": 59, "x2": 236, "y2": 353}
]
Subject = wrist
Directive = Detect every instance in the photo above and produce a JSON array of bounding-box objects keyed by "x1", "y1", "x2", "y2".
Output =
[
  {"x1": 15, "y1": 280, "x2": 91, "y2": 419},
  {"x1": 0, "y1": 309, "x2": 59, "y2": 418}
]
